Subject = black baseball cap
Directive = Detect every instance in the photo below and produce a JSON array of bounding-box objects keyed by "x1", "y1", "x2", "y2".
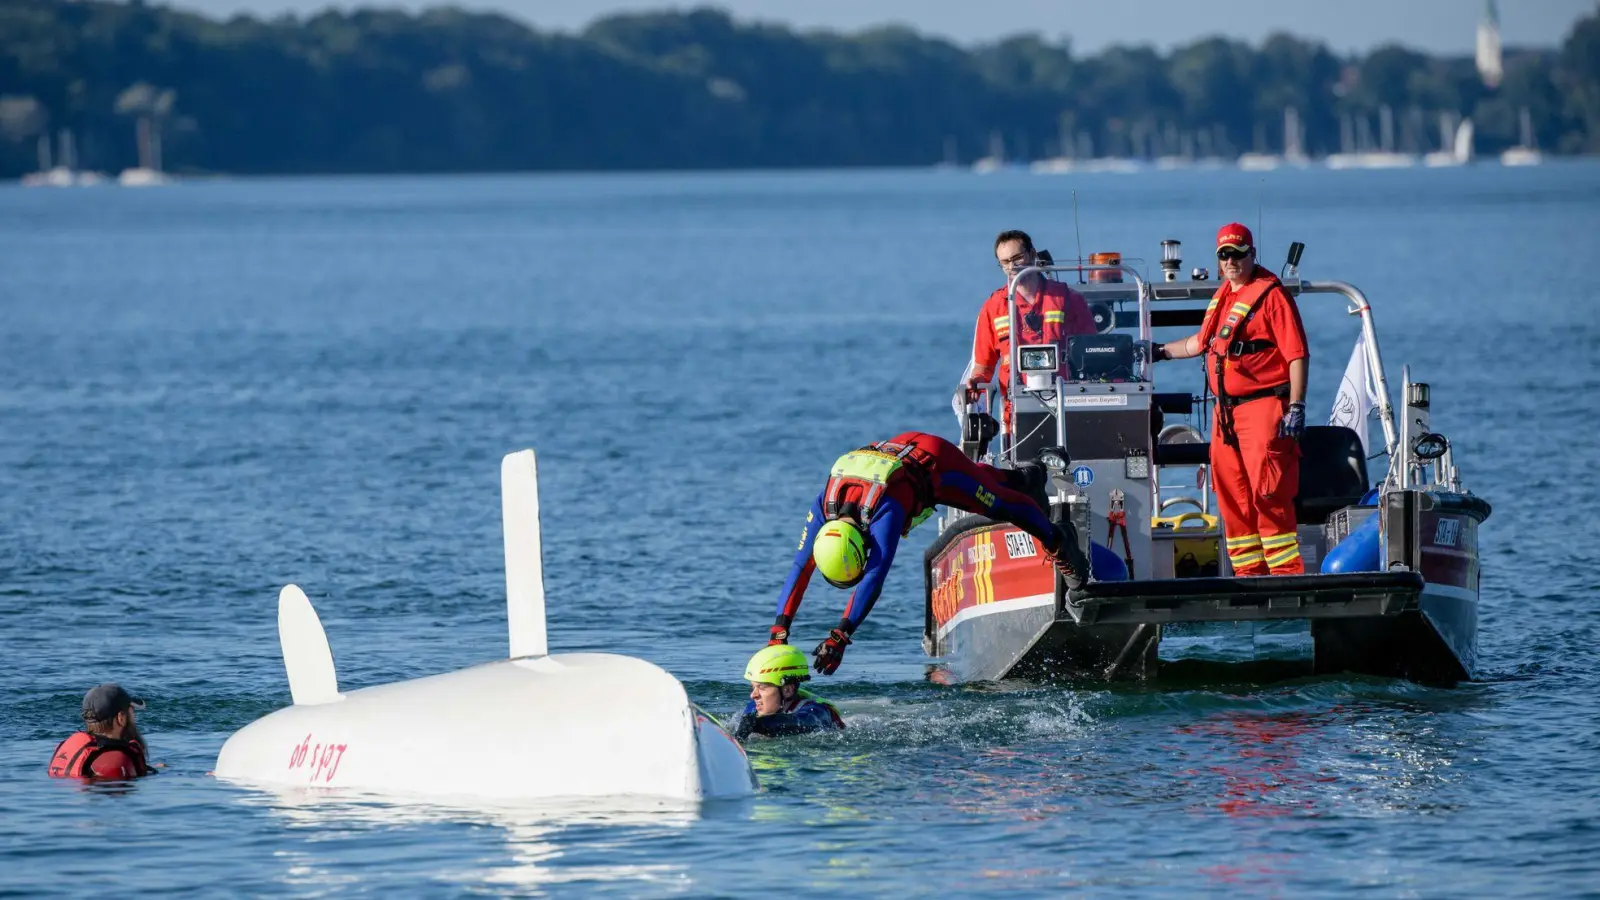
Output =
[{"x1": 82, "y1": 683, "x2": 145, "y2": 722}]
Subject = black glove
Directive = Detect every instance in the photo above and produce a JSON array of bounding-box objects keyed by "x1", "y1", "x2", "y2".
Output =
[
  {"x1": 767, "y1": 624, "x2": 788, "y2": 646},
  {"x1": 812, "y1": 627, "x2": 852, "y2": 675},
  {"x1": 1279, "y1": 401, "x2": 1306, "y2": 440},
  {"x1": 1150, "y1": 341, "x2": 1172, "y2": 362}
]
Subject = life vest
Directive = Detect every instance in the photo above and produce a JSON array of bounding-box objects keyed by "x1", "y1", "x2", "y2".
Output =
[
  {"x1": 822, "y1": 439, "x2": 936, "y2": 534},
  {"x1": 48, "y1": 731, "x2": 149, "y2": 779},
  {"x1": 1201, "y1": 269, "x2": 1290, "y2": 447},
  {"x1": 794, "y1": 689, "x2": 846, "y2": 729}
]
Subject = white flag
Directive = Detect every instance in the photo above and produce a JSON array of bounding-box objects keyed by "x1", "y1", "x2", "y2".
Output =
[{"x1": 1329, "y1": 331, "x2": 1378, "y2": 457}]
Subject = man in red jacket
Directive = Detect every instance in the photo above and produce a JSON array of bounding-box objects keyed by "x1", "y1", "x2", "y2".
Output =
[
  {"x1": 48, "y1": 683, "x2": 153, "y2": 779},
  {"x1": 1152, "y1": 223, "x2": 1309, "y2": 575},
  {"x1": 955, "y1": 229, "x2": 1099, "y2": 432}
]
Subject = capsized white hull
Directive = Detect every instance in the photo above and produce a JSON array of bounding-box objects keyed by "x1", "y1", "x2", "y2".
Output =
[
  {"x1": 215, "y1": 652, "x2": 755, "y2": 801},
  {"x1": 214, "y1": 448, "x2": 758, "y2": 805}
]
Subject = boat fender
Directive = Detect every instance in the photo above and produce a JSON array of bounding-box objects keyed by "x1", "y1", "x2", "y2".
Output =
[
  {"x1": 1321, "y1": 509, "x2": 1382, "y2": 574},
  {"x1": 1090, "y1": 542, "x2": 1130, "y2": 582}
]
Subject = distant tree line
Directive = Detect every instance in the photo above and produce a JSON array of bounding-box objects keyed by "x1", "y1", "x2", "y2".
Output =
[{"x1": 0, "y1": 0, "x2": 1597, "y2": 177}]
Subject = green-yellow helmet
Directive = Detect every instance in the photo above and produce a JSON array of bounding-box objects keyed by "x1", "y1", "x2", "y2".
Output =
[
  {"x1": 745, "y1": 644, "x2": 811, "y2": 686},
  {"x1": 813, "y1": 519, "x2": 867, "y2": 587}
]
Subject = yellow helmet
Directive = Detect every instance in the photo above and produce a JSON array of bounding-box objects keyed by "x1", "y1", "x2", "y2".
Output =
[
  {"x1": 813, "y1": 519, "x2": 867, "y2": 587},
  {"x1": 744, "y1": 644, "x2": 811, "y2": 686}
]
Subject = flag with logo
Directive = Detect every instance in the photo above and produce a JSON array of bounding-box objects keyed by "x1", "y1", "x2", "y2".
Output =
[{"x1": 1329, "y1": 331, "x2": 1379, "y2": 457}]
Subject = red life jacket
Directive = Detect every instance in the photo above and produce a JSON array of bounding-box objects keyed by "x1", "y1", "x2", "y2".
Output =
[
  {"x1": 1200, "y1": 269, "x2": 1293, "y2": 446},
  {"x1": 48, "y1": 731, "x2": 150, "y2": 779}
]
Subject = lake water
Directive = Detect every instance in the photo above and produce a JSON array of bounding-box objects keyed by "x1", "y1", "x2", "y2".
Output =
[{"x1": 3, "y1": 163, "x2": 1598, "y2": 896}]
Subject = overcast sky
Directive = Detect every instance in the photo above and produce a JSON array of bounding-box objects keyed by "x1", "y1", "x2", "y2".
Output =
[{"x1": 164, "y1": 0, "x2": 1596, "y2": 55}]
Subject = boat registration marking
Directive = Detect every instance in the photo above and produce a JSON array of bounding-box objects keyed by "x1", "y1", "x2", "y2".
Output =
[
  {"x1": 1433, "y1": 517, "x2": 1461, "y2": 547},
  {"x1": 288, "y1": 733, "x2": 349, "y2": 784},
  {"x1": 1005, "y1": 532, "x2": 1037, "y2": 559}
]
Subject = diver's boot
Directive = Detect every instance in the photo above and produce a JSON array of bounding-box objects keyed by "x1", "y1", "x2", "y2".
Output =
[{"x1": 1051, "y1": 522, "x2": 1090, "y2": 591}]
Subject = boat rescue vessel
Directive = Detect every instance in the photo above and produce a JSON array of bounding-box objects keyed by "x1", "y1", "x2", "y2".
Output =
[{"x1": 924, "y1": 241, "x2": 1490, "y2": 685}]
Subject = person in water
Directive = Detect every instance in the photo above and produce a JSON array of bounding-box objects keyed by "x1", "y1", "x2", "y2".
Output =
[
  {"x1": 48, "y1": 683, "x2": 154, "y2": 779},
  {"x1": 729, "y1": 644, "x2": 844, "y2": 741},
  {"x1": 771, "y1": 430, "x2": 1090, "y2": 675}
]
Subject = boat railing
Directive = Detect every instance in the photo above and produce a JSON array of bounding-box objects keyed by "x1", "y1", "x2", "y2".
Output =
[{"x1": 1000, "y1": 266, "x2": 1399, "y2": 464}]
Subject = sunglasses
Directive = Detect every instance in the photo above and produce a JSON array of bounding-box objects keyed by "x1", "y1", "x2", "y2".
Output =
[{"x1": 1216, "y1": 247, "x2": 1251, "y2": 261}]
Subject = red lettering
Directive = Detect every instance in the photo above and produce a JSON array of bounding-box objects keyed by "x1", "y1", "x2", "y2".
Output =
[
  {"x1": 287, "y1": 734, "x2": 349, "y2": 780},
  {"x1": 287, "y1": 734, "x2": 312, "y2": 769},
  {"x1": 324, "y1": 744, "x2": 348, "y2": 782}
]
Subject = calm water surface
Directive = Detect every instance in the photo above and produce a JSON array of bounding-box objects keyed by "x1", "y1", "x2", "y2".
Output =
[{"x1": 2, "y1": 164, "x2": 1598, "y2": 897}]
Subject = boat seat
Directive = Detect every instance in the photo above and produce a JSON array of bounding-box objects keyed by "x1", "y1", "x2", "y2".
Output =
[
  {"x1": 1154, "y1": 441, "x2": 1210, "y2": 467},
  {"x1": 1294, "y1": 425, "x2": 1369, "y2": 525}
]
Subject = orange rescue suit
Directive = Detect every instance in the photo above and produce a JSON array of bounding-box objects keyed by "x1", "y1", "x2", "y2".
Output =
[
  {"x1": 1199, "y1": 266, "x2": 1310, "y2": 576},
  {"x1": 965, "y1": 280, "x2": 1097, "y2": 425}
]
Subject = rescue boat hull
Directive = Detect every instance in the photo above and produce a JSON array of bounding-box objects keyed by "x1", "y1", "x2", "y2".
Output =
[{"x1": 924, "y1": 502, "x2": 1484, "y2": 685}]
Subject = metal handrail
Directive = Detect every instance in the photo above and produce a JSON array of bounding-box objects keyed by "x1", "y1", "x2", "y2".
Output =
[
  {"x1": 1003, "y1": 263, "x2": 1150, "y2": 465},
  {"x1": 991, "y1": 269, "x2": 1399, "y2": 465},
  {"x1": 1298, "y1": 280, "x2": 1398, "y2": 459}
]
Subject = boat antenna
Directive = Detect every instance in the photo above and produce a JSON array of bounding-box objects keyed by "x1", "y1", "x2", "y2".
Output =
[
  {"x1": 1073, "y1": 190, "x2": 1085, "y2": 284},
  {"x1": 1256, "y1": 177, "x2": 1265, "y2": 261}
]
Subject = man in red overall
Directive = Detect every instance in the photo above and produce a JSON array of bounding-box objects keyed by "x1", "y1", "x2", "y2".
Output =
[
  {"x1": 955, "y1": 229, "x2": 1098, "y2": 432},
  {"x1": 1153, "y1": 223, "x2": 1309, "y2": 575},
  {"x1": 770, "y1": 431, "x2": 1090, "y2": 675}
]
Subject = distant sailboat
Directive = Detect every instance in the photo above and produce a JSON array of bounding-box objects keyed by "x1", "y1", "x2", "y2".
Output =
[
  {"x1": 21, "y1": 129, "x2": 104, "y2": 186},
  {"x1": 973, "y1": 130, "x2": 1007, "y2": 173},
  {"x1": 1424, "y1": 113, "x2": 1475, "y2": 167},
  {"x1": 1237, "y1": 107, "x2": 1309, "y2": 170},
  {"x1": 119, "y1": 115, "x2": 173, "y2": 186},
  {"x1": 1500, "y1": 107, "x2": 1543, "y2": 167},
  {"x1": 1325, "y1": 107, "x2": 1417, "y2": 169}
]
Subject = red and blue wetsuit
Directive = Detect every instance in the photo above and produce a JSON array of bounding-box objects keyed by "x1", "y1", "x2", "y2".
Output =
[{"x1": 773, "y1": 431, "x2": 1063, "y2": 638}]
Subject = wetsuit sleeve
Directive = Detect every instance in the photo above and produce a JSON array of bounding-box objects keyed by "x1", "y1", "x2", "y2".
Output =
[
  {"x1": 1263, "y1": 288, "x2": 1309, "y2": 363},
  {"x1": 839, "y1": 497, "x2": 906, "y2": 632},
  {"x1": 88, "y1": 750, "x2": 138, "y2": 779},
  {"x1": 773, "y1": 492, "x2": 826, "y2": 628},
  {"x1": 729, "y1": 700, "x2": 758, "y2": 742}
]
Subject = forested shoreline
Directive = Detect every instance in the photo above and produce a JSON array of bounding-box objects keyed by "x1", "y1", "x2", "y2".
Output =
[{"x1": 1, "y1": 0, "x2": 1597, "y2": 177}]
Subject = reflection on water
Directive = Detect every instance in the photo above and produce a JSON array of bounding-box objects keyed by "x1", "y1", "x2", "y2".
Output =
[{"x1": 236, "y1": 784, "x2": 706, "y2": 894}]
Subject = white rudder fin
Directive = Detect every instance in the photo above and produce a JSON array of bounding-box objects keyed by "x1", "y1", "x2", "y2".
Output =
[
  {"x1": 502, "y1": 449, "x2": 549, "y2": 659},
  {"x1": 278, "y1": 584, "x2": 341, "y2": 705}
]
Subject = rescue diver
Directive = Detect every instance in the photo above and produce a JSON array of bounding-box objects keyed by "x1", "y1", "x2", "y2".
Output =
[
  {"x1": 48, "y1": 683, "x2": 154, "y2": 780},
  {"x1": 729, "y1": 644, "x2": 844, "y2": 741},
  {"x1": 1152, "y1": 222, "x2": 1309, "y2": 575},
  {"x1": 771, "y1": 431, "x2": 1090, "y2": 675}
]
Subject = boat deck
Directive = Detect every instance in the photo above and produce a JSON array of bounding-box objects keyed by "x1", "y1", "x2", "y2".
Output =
[{"x1": 1063, "y1": 572, "x2": 1425, "y2": 625}]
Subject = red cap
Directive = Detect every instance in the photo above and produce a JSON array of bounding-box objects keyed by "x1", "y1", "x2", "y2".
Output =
[{"x1": 1216, "y1": 222, "x2": 1253, "y2": 252}]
